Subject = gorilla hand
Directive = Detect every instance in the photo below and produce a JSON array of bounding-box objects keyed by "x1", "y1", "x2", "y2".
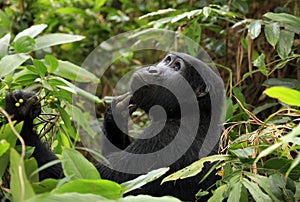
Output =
[{"x1": 5, "y1": 90, "x2": 41, "y2": 122}]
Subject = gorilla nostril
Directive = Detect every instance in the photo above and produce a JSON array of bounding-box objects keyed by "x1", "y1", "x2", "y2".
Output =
[
  {"x1": 149, "y1": 69, "x2": 158, "y2": 74},
  {"x1": 147, "y1": 67, "x2": 158, "y2": 74}
]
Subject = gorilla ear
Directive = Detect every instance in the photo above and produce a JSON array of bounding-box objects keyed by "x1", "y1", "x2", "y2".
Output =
[{"x1": 196, "y1": 85, "x2": 210, "y2": 97}]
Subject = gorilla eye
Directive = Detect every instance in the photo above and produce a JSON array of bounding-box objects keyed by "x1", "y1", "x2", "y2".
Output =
[
  {"x1": 164, "y1": 56, "x2": 172, "y2": 64},
  {"x1": 173, "y1": 62, "x2": 181, "y2": 71}
]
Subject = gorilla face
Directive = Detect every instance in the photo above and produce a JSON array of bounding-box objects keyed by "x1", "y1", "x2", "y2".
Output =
[{"x1": 128, "y1": 52, "x2": 208, "y2": 116}]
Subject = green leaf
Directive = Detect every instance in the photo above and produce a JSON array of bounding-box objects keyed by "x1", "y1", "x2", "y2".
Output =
[
  {"x1": 32, "y1": 178, "x2": 59, "y2": 194},
  {"x1": 264, "y1": 12, "x2": 300, "y2": 34},
  {"x1": 253, "y1": 53, "x2": 268, "y2": 75},
  {"x1": 120, "y1": 195, "x2": 181, "y2": 202},
  {"x1": 0, "y1": 53, "x2": 30, "y2": 76},
  {"x1": 245, "y1": 172, "x2": 282, "y2": 202},
  {"x1": 248, "y1": 20, "x2": 262, "y2": 39},
  {"x1": 207, "y1": 184, "x2": 228, "y2": 202},
  {"x1": 32, "y1": 59, "x2": 47, "y2": 77},
  {"x1": 0, "y1": 139, "x2": 10, "y2": 156},
  {"x1": 0, "y1": 152, "x2": 9, "y2": 179},
  {"x1": 263, "y1": 78, "x2": 300, "y2": 88},
  {"x1": 14, "y1": 73, "x2": 39, "y2": 86},
  {"x1": 45, "y1": 54, "x2": 58, "y2": 73},
  {"x1": 14, "y1": 24, "x2": 47, "y2": 41},
  {"x1": 276, "y1": 30, "x2": 294, "y2": 59},
  {"x1": 162, "y1": 155, "x2": 231, "y2": 183},
  {"x1": 0, "y1": 33, "x2": 11, "y2": 57},
  {"x1": 25, "y1": 193, "x2": 112, "y2": 202},
  {"x1": 242, "y1": 178, "x2": 272, "y2": 202},
  {"x1": 230, "y1": 147, "x2": 254, "y2": 159},
  {"x1": 52, "y1": 179, "x2": 123, "y2": 200},
  {"x1": 264, "y1": 22, "x2": 280, "y2": 48},
  {"x1": 25, "y1": 158, "x2": 39, "y2": 183},
  {"x1": 49, "y1": 76, "x2": 102, "y2": 104},
  {"x1": 264, "y1": 86, "x2": 300, "y2": 106},
  {"x1": 13, "y1": 36, "x2": 36, "y2": 53},
  {"x1": 34, "y1": 34, "x2": 85, "y2": 51},
  {"x1": 121, "y1": 167, "x2": 169, "y2": 194},
  {"x1": 228, "y1": 182, "x2": 242, "y2": 202},
  {"x1": 10, "y1": 148, "x2": 35, "y2": 201},
  {"x1": 139, "y1": 8, "x2": 176, "y2": 19},
  {"x1": 62, "y1": 148, "x2": 100, "y2": 180},
  {"x1": 55, "y1": 60, "x2": 99, "y2": 83}
]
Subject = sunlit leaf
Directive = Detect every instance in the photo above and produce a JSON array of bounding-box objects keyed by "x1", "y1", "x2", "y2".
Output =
[
  {"x1": 264, "y1": 86, "x2": 300, "y2": 106},
  {"x1": 162, "y1": 155, "x2": 231, "y2": 183},
  {"x1": 55, "y1": 60, "x2": 99, "y2": 83},
  {"x1": 25, "y1": 193, "x2": 111, "y2": 202},
  {"x1": 52, "y1": 179, "x2": 123, "y2": 199},
  {"x1": 0, "y1": 53, "x2": 30, "y2": 76},
  {"x1": 45, "y1": 54, "x2": 58, "y2": 73},
  {"x1": 0, "y1": 139, "x2": 9, "y2": 156},
  {"x1": 13, "y1": 36, "x2": 36, "y2": 53},
  {"x1": 121, "y1": 167, "x2": 169, "y2": 193},
  {"x1": 139, "y1": 8, "x2": 176, "y2": 19},
  {"x1": 62, "y1": 148, "x2": 100, "y2": 180},
  {"x1": 0, "y1": 33, "x2": 11, "y2": 57},
  {"x1": 120, "y1": 195, "x2": 181, "y2": 202},
  {"x1": 14, "y1": 24, "x2": 47, "y2": 41},
  {"x1": 10, "y1": 148, "x2": 35, "y2": 201},
  {"x1": 34, "y1": 34, "x2": 85, "y2": 50}
]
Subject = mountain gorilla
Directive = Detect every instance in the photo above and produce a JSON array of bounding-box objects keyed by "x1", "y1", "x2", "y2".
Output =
[{"x1": 5, "y1": 52, "x2": 224, "y2": 201}]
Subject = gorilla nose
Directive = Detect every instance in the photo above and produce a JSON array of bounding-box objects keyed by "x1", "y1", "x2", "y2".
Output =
[{"x1": 147, "y1": 66, "x2": 160, "y2": 75}]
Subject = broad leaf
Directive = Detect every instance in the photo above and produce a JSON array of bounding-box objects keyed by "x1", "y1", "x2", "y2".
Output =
[
  {"x1": 121, "y1": 167, "x2": 169, "y2": 193},
  {"x1": 120, "y1": 195, "x2": 181, "y2": 202},
  {"x1": 264, "y1": 12, "x2": 300, "y2": 33},
  {"x1": 207, "y1": 184, "x2": 228, "y2": 202},
  {"x1": 248, "y1": 20, "x2": 262, "y2": 39},
  {"x1": 242, "y1": 178, "x2": 272, "y2": 202},
  {"x1": 276, "y1": 30, "x2": 294, "y2": 59},
  {"x1": 264, "y1": 86, "x2": 300, "y2": 106},
  {"x1": 253, "y1": 53, "x2": 268, "y2": 75},
  {"x1": 55, "y1": 60, "x2": 99, "y2": 83},
  {"x1": 0, "y1": 139, "x2": 10, "y2": 156},
  {"x1": 62, "y1": 148, "x2": 100, "y2": 180},
  {"x1": 0, "y1": 33, "x2": 11, "y2": 57},
  {"x1": 34, "y1": 33, "x2": 85, "y2": 50},
  {"x1": 45, "y1": 54, "x2": 59, "y2": 73},
  {"x1": 0, "y1": 53, "x2": 30, "y2": 76},
  {"x1": 10, "y1": 148, "x2": 35, "y2": 201},
  {"x1": 52, "y1": 179, "x2": 123, "y2": 200},
  {"x1": 227, "y1": 182, "x2": 242, "y2": 202},
  {"x1": 13, "y1": 36, "x2": 36, "y2": 53},
  {"x1": 14, "y1": 24, "x2": 47, "y2": 41},
  {"x1": 264, "y1": 22, "x2": 280, "y2": 48},
  {"x1": 162, "y1": 155, "x2": 231, "y2": 183},
  {"x1": 25, "y1": 193, "x2": 111, "y2": 202}
]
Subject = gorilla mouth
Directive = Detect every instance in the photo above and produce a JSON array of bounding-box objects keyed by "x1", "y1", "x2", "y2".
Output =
[{"x1": 129, "y1": 71, "x2": 150, "y2": 92}]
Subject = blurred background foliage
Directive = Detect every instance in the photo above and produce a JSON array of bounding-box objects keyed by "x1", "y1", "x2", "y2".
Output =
[{"x1": 0, "y1": 0, "x2": 300, "y2": 201}]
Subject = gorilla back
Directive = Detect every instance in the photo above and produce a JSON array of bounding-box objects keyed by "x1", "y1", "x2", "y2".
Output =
[{"x1": 5, "y1": 52, "x2": 224, "y2": 201}]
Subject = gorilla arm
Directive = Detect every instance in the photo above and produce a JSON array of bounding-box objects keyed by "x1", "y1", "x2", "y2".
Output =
[{"x1": 5, "y1": 91, "x2": 63, "y2": 180}]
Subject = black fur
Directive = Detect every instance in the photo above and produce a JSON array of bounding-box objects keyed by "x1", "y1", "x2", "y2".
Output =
[{"x1": 5, "y1": 52, "x2": 224, "y2": 201}]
